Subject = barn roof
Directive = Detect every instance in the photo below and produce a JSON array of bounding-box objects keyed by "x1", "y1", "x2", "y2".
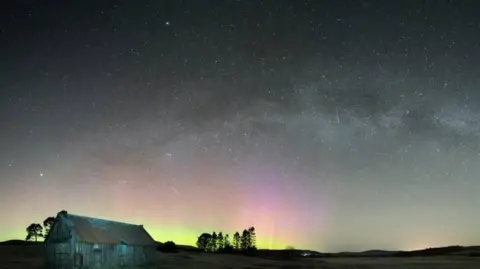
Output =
[{"x1": 58, "y1": 213, "x2": 157, "y2": 246}]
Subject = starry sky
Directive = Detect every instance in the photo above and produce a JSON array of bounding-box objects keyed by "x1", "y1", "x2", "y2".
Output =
[{"x1": 1, "y1": 0, "x2": 480, "y2": 252}]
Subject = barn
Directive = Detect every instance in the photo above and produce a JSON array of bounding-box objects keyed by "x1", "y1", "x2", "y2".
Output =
[{"x1": 44, "y1": 211, "x2": 158, "y2": 268}]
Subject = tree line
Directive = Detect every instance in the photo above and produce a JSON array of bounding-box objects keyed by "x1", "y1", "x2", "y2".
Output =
[{"x1": 196, "y1": 226, "x2": 257, "y2": 254}]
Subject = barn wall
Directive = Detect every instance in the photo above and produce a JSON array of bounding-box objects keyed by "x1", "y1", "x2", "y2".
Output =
[
  {"x1": 74, "y1": 242, "x2": 116, "y2": 268},
  {"x1": 45, "y1": 218, "x2": 73, "y2": 268},
  {"x1": 46, "y1": 218, "x2": 72, "y2": 243},
  {"x1": 73, "y1": 242, "x2": 156, "y2": 268},
  {"x1": 144, "y1": 246, "x2": 158, "y2": 263}
]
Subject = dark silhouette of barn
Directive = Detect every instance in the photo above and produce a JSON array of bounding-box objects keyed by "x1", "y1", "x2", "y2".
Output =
[{"x1": 44, "y1": 211, "x2": 157, "y2": 268}]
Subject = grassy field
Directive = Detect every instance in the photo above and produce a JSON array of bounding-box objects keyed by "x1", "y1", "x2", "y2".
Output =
[{"x1": 1, "y1": 245, "x2": 479, "y2": 269}]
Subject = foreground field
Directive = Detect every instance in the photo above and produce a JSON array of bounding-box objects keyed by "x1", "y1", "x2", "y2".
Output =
[
  {"x1": 1, "y1": 245, "x2": 479, "y2": 269},
  {"x1": 155, "y1": 252, "x2": 480, "y2": 269}
]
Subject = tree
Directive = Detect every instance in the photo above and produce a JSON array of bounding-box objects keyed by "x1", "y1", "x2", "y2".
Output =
[
  {"x1": 43, "y1": 216, "x2": 56, "y2": 236},
  {"x1": 223, "y1": 233, "x2": 230, "y2": 248},
  {"x1": 158, "y1": 241, "x2": 178, "y2": 253},
  {"x1": 209, "y1": 232, "x2": 218, "y2": 252},
  {"x1": 233, "y1": 232, "x2": 241, "y2": 250},
  {"x1": 247, "y1": 226, "x2": 256, "y2": 249},
  {"x1": 220, "y1": 233, "x2": 234, "y2": 253},
  {"x1": 196, "y1": 233, "x2": 212, "y2": 252},
  {"x1": 26, "y1": 223, "x2": 43, "y2": 242},
  {"x1": 240, "y1": 229, "x2": 249, "y2": 251},
  {"x1": 217, "y1": 232, "x2": 224, "y2": 250}
]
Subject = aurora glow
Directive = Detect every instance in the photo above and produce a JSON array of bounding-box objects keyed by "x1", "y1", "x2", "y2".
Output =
[{"x1": 1, "y1": 0, "x2": 480, "y2": 252}]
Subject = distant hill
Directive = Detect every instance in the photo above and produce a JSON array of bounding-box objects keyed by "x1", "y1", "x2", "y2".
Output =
[
  {"x1": 393, "y1": 245, "x2": 480, "y2": 257},
  {"x1": 0, "y1": 240, "x2": 42, "y2": 246},
  {"x1": 451, "y1": 246, "x2": 480, "y2": 256},
  {"x1": 271, "y1": 245, "x2": 480, "y2": 258},
  {"x1": 328, "y1": 245, "x2": 480, "y2": 258},
  {"x1": 360, "y1": 250, "x2": 398, "y2": 256},
  {"x1": 334, "y1": 250, "x2": 397, "y2": 257}
]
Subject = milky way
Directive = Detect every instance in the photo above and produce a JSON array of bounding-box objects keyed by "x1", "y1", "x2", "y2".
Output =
[{"x1": 1, "y1": 0, "x2": 480, "y2": 251}]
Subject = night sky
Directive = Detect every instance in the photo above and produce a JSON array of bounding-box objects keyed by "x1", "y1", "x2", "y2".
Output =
[{"x1": 1, "y1": 0, "x2": 480, "y2": 252}]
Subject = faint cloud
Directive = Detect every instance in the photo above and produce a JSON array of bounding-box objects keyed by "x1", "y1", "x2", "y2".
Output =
[{"x1": 435, "y1": 104, "x2": 480, "y2": 135}]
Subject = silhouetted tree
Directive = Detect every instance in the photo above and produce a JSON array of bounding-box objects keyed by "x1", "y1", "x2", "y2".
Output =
[
  {"x1": 196, "y1": 233, "x2": 212, "y2": 252},
  {"x1": 220, "y1": 233, "x2": 234, "y2": 253},
  {"x1": 217, "y1": 232, "x2": 224, "y2": 250},
  {"x1": 240, "y1": 229, "x2": 249, "y2": 251},
  {"x1": 43, "y1": 216, "x2": 56, "y2": 236},
  {"x1": 223, "y1": 233, "x2": 230, "y2": 248},
  {"x1": 158, "y1": 241, "x2": 178, "y2": 253},
  {"x1": 233, "y1": 232, "x2": 241, "y2": 250},
  {"x1": 26, "y1": 223, "x2": 43, "y2": 242},
  {"x1": 209, "y1": 232, "x2": 218, "y2": 252},
  {"x1": 247, "y1": 226, "x2": 256, "y2": 249}
]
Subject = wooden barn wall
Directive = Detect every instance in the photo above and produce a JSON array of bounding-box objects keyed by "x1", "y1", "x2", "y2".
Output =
[
  {"x1": 73, "y1": 242, "x2": 156, "y2": 268},
  {"x1": 45, "y1": 219, "x2": 74, "y2": 268},
  {"x1": 46, "y1": 219, "x2": 72, "y2": 243}
]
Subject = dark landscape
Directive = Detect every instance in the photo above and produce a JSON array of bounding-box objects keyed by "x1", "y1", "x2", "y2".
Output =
[{"x1": 1, "y1": 240, "x2": 479, "y2": 269}]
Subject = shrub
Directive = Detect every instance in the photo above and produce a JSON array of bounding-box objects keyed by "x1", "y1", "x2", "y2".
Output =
[{"x1": 157, "y1": 241, "x2": 178, "y2": 253}]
